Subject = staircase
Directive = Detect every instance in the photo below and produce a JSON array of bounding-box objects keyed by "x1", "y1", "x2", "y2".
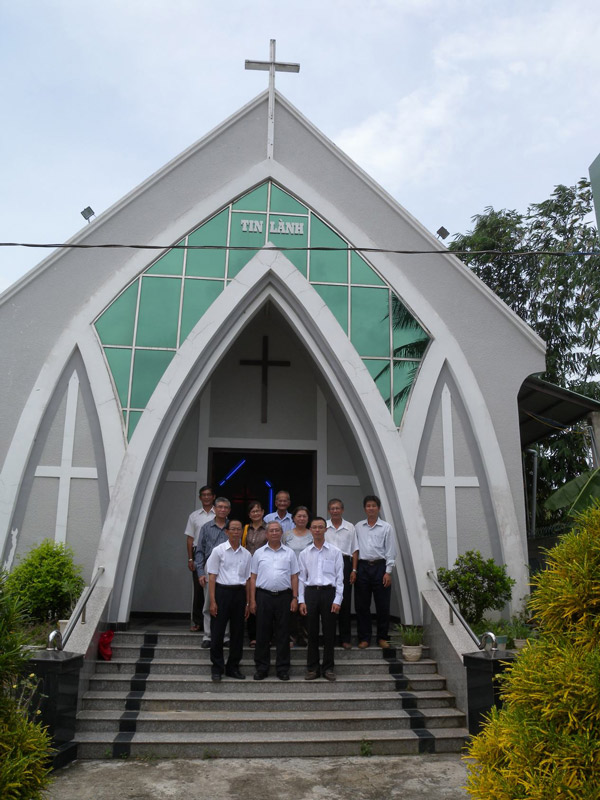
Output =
[{"x1": 75, "y1": 630, "x2": 469, "y2": 758}]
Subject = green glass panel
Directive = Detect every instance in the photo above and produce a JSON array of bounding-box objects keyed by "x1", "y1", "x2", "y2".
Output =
[
  {"x1": 232, "y1": 183, "x2": 268, "y2": 211},
  {"x1": 267, "y1": 213, "x2": 308, "y2": 275},
  {"x1": 187, "y1": 209, "x2": 228, "y2": 278},
  {"x1": 229, "y1": 212, "x2": 267, "y2": 277},
  {"x1": 136, "y1": 276, "x2": 181, "y2": 348},
  {"x1": 351, "y1": 252, "x2": 385, "y2": 286},
  {"x1": 130, "y1": 349, "x2": 175, "y2": 408},
  {"x1": 313, "y1": 284, "x2": 348, "y2": 333},
  {"x1": 309, "y1": 216, "x2": 347, "y2": 283},
  {"x1": 392, "y1": 360, "x2": 420, "y2": 425},
  {"x1": 104, "y1": 347, "x2": 132, "y2": 407},
  {"x1": 95, "y1": 282, "x2": 138, "y2": 346},
  {"x1": 391, "y1": 295, "x2": 429, "y2": 357},
  {"x1": 351, "y1": 287, "x2": 390, "y2": 357},
  {"x1": 363, "y1": 359, "x2": 392, "y2": 408},
  {"x1": 146, "y1": 242, "x2": 185, "y2": 275},
  {"x1": 127, "y1": 411, "x2": 143, "y2": 440},
  {"x1": 270, "y1": 184, "x2": 307, "y2": 215},
  {"x1": 180, "y1": 279, "x2": 224, "y2": 341}
]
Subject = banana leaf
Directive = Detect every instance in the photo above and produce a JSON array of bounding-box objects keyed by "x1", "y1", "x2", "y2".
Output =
[{"x1": 544, "y1": 468, "x2": 600, "y2": 515}]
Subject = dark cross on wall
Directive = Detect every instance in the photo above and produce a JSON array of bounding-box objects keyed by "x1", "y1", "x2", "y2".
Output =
[{"x1": 240, "y1": 335, "x2": 291, "y2": 423}]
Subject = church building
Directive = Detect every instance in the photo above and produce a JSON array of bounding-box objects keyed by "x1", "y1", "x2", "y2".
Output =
[{"x1": 0, "y1": 56, "x2": 545, "y2": 627}]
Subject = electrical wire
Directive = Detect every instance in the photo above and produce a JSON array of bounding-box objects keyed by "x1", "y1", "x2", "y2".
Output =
[{"x1": 0, "y1": 242, "x2": 598, "y2": 256}]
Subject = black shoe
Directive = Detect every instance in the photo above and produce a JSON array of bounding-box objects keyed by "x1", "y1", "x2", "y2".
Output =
[
  {"x1": 211, "y1": 672, "x2": 221, "y2": 682},
  {"x1": 201, "y1": 640, "x2": 211, "y2": 649},
  {"x1": 253, "y1": 671, "x2": 268, "y2": 681},
  {"x1": 225, "y1": 669, "x2": 246, "y2": 680},
  {"x1": 304, "y1": 671, "x2": 319, "y2": 680},
  {"x1": 277, "y1": 672, "x2": 290, "y2": 681},
  {"x1": 323, "y1": 671, "x2": 336, "y2": 682}
]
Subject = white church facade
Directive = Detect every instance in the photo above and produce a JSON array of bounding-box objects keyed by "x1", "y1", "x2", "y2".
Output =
[{"x1": 0, "y1": 85, "x2": 546, "y2": 626}]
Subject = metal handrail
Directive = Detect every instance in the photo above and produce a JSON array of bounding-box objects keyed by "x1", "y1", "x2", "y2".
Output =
[
  {"x1": 427, "y1": 569, "x2": 497, "y2": 652},
  {"x1": 47, "y1": 566, "x2": 105, "y2": 650}
]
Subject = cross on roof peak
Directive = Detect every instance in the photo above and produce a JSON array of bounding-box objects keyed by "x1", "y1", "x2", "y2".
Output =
[{"x1": 245, "y1": 39, "x2": 300, "y2": 160}]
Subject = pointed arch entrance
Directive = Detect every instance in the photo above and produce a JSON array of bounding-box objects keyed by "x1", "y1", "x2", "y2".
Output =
[{"x1": 97, "y1": 248, "x2": 436, "y2": 625}]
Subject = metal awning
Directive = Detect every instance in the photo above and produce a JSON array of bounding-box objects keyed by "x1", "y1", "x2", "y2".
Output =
[{"x1": 518, "y1": 376, "x2": 600, "y2": 447}]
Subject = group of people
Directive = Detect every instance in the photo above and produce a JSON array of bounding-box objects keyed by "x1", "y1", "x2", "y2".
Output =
[{"x1": 184, "y1": 488, "x2": 397, "y2": 682}]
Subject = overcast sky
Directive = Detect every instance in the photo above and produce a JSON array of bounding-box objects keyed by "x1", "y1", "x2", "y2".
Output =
[{"x1": 1, "y1": 0, "x2": 599, "y2": 294}]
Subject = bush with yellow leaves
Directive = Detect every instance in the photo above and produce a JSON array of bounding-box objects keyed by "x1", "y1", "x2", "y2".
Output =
[{"x1": 466, "y1": 505, "x2": 600, "y2": 799}]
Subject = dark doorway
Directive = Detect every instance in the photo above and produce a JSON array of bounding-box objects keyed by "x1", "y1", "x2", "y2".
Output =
[{"x1": 209, "y1": 449, "x2": 315, "y2": 523}]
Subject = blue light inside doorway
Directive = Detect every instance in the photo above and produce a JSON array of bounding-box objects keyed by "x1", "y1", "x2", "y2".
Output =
[
  {"x1": 265, "y1": 480, "x2": 273, "y2": 513},
  {"x1": 219, "y1": 459, "x2": 246, "y2": 486}
]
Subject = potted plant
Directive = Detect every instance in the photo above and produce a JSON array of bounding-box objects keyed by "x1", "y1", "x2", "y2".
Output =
[{"x1": 400, "y1": 625, "x2": 423, "y2": 662}]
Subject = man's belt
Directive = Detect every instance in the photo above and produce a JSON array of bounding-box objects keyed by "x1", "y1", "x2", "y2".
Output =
[
  {"x1": 305, "y1": 584, "x2": 335, "y2": 590},
  {"x1": 257, "y1": 587, "x2": 292, "y2": 596},
  {"x1": 216, "y1": 583, "x2": 246, "y2": 589},
  {"x1": 359, "y1": 558, "x2": 386, "y2": 566}
]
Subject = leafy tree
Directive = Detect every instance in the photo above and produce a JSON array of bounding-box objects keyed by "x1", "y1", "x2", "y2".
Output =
[{"x1": 449, "y1": 179, "x2": 600, "y2": 532}]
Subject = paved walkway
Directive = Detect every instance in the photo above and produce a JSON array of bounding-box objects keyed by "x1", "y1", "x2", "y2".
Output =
[{"x1": 46, "y1": 755, "x2": 469, "y2": 799}]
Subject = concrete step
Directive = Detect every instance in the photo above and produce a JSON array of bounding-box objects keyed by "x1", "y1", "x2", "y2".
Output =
[
  {"x1": 76, "y1": 706, "x2": 465, "y2": 734},
  {"x1": 87, "y1": 672, "x2": 407, "y2": 693},
  {"x1": 75, "y1": 727, "x2": 469, "y2": 759},
  {"x1": 93, "y1": 657, "x2": 437, "y2": 676},
  {"x1": 110, "y1": 644, "x2": 422, "y2": 662},
  {"x1": 111, "y1": 632, "x2": 429, "y2": 656},
  {"x1": 76, "y1": 629, "x2": 467, "y2": 759},
  {"x1": 81, "y1": 688, "x2": 458, "y2": 712}
]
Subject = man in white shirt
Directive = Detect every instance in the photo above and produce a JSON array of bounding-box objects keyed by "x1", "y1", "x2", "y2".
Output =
[
  {"x1": 325, "y1": 498, "x2": 358, "y2": 649},
  {"x1": 249, "y1": 520, "x2": 299, "y2": 681},
  {"x1": 206, "y1": 519, "x2": 252, "y2": 682},
  {"x1": 184, "y1": 485, "x2": 215, "y2": 632},
  {"x1": 299, "y1": 517, "x2": 344, "y2": 681},
  {"x1": 263, "y1": 490, "x2": 293, "y2": 533},
  {"x1": 354, "y1": 495, "x2": 397, "y2": 650}
]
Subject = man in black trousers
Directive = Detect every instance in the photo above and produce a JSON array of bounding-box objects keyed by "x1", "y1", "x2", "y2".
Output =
[
  {"x1": 249, "y1": 521, "x2": 299, "y2": 681},
  {"x1": 206, "y1": 519, "x2": 251, "y2": 681},
  {"x1": 299, "y1": 517, "x2": 344, "y2": 681}
]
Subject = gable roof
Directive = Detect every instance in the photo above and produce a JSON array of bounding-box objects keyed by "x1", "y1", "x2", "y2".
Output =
[{"x1": 0, "y1": 89, "x2": 545, "y2": 361}]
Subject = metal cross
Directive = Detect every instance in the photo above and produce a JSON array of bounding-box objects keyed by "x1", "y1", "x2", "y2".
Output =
[
  {"x1": 240, "y1": 335, "x2": 291, "y2": 423},
  {"x1": 245, "y1": 39, "x2": 300, "y2": 160}
]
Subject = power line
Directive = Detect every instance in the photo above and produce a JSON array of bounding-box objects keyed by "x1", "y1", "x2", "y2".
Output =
[{"x1": 0, "y1": 242, "x2": 598, "y2": 257}]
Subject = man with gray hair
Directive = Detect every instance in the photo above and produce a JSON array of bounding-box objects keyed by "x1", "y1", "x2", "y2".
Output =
[
  {"x1": 249, "y1": 520, "x2": 299, "y2": 680},
  {"x1": 195, "y1": 496, "x2": 230, "y2": 648}
]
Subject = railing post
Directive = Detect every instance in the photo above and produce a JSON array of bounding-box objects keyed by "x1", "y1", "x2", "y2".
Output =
[{"x1": 46, "y1": 565, "x2": 104, "y2": 650}]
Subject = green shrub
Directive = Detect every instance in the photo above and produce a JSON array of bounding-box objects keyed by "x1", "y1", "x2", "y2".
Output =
[
  {"x1": 437, "y1": 550, "x2": 515, "y2": 626},
  {"x1": 0, "y1": 574, "x2": 53, "y2": 798},
  {"x1": 465, "y1": 506, "x2": 600, "y2": 798},
  {"x1": 5, "y1": 540, "x2": 84, "y2": 622},
  {"x1": 0, "y1": 698, "x2": 53, "y2": 799},
  {"x1": 0, "y1": 574, "x2": 29, "y2": 697}
]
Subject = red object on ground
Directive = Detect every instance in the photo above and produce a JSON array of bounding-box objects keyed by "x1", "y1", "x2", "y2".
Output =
[{"x1": 98, "y1": 630, "x2": 114, "y2": 661}]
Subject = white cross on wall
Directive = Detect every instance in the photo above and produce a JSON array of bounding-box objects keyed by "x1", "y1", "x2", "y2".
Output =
[
  {"x1": 245, "y1": 39, "x2": 300, "y2": 160},
  {"x1": 421, "y1": 385, "x2": 479, "y2": 567},
  {"x1": 35, "y1": 371, "x2": 98, "y2": 543}
]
